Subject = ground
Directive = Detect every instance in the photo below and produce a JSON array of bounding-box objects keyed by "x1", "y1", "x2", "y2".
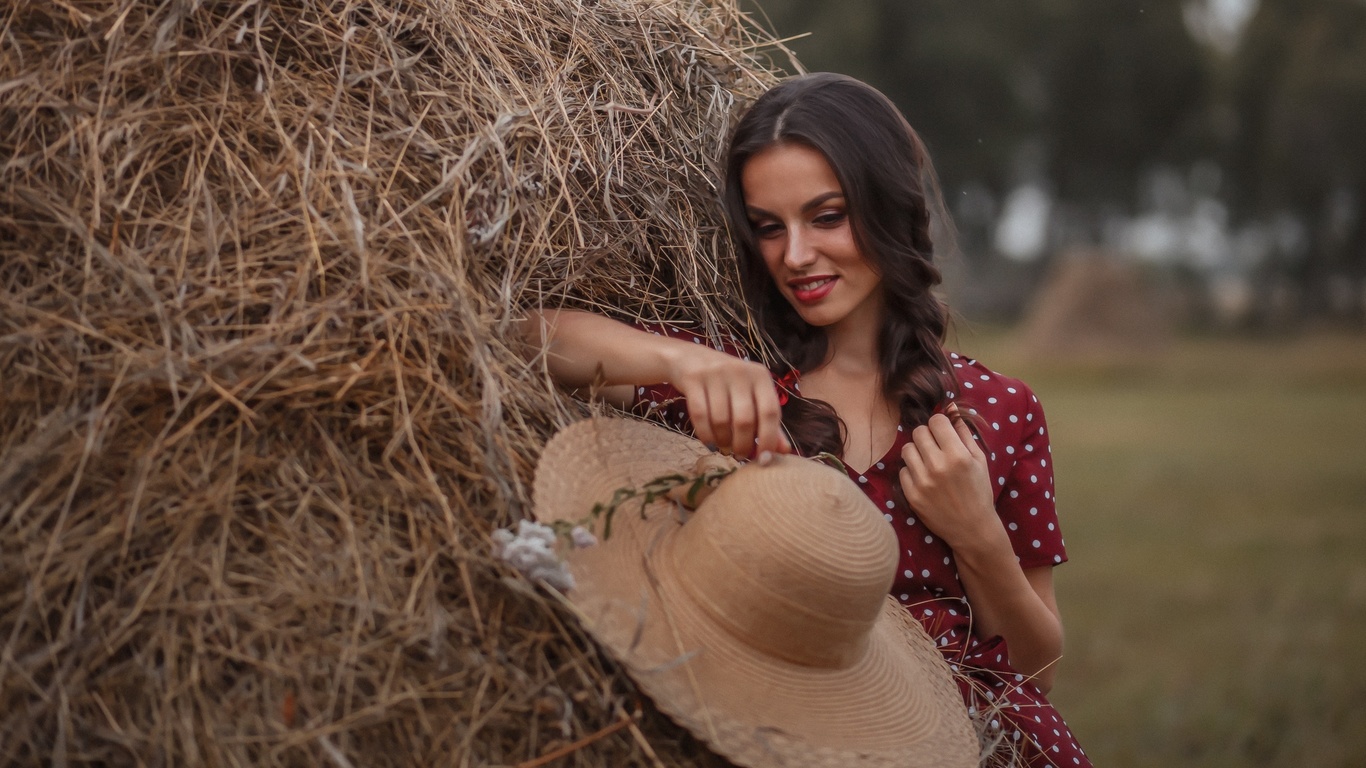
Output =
[{"x1": 952, "y1": 329, "x2": 1366, "y2": 768}]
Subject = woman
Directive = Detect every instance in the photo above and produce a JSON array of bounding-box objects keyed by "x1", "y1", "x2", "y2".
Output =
[{"x1": 525, "y1": 73, "x2": 1089, "y2": 767}]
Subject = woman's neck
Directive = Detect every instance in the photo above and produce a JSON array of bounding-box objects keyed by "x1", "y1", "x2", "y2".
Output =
[
  {"x1": 816, "y1": 300, "x2": 883, "y2": 376},
  {"x1": 800, "y1": 330, "x2": 898, "y2": 474}
]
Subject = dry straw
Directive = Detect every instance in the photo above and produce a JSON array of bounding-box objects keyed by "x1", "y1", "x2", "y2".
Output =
[{"x1": 0, "y1": 0, "x2": 792, "y2": 764}]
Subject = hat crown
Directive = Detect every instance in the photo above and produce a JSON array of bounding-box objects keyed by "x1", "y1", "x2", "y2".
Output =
[{"x1": 668, "y1": 456, "x2": 898, "y2": 668}]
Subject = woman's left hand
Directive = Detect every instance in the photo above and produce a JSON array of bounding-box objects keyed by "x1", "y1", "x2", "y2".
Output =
[
  {"x1": 900, "y1": 408, "x2": 1064, "y2": 689},
  {"x1": 898, "y1": 410, "x2": 1001, "y2": 552}
]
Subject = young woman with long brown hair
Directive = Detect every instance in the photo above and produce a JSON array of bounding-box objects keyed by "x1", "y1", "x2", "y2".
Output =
[{"x1": 525, "y1": 73, "x2": 1090, "y2": 767}]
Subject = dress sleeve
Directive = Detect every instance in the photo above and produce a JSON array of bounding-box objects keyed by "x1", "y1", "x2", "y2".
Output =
[{"x1": 995, "y1": 384, "x2": 1068, "y2": 569}]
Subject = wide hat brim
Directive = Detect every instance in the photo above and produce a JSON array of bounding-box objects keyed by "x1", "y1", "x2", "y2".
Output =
[{"x1": 534, "y1": 418, "x2": 978, "y2": 768}]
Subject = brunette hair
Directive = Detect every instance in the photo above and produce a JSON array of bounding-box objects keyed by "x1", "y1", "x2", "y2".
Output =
[{"x1": 723, "y1": 73, "x2": 957, "y2": 458}]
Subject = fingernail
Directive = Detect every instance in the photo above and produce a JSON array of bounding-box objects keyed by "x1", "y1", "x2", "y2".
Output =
[{"x1": 758, "y1": 451, "x2": 773, "y2": 466}]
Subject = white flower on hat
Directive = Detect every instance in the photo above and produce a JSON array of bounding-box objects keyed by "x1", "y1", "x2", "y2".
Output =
[
  {"x1": 491, "y1": 520, "x2": 576, "y2": 591},
  {"x1": 570, "y1": 525, "x2": 599, "y2": 549}
]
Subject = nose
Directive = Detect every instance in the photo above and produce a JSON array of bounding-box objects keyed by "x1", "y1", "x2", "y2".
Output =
[{"x1": 783, "y1": 227, "x2": 817, "y2": 271}]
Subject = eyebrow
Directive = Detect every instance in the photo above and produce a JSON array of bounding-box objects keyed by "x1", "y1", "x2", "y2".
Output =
[{"x1": 746, "y1": 191, "x2": 845, "y2": 218}]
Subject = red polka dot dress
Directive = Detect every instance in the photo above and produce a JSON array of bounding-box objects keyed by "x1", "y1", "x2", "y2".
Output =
[{"x1": 631, "y1": 325, "x2": 1092, "y2": 768}]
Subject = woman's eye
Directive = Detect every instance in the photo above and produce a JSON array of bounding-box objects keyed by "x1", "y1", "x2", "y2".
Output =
[
  {"x1": 814, "y1": 210, "x2": 846, "y2": 227},
  {"x1": 752, "y1": 222, "x2": 783, "y2": 238}
]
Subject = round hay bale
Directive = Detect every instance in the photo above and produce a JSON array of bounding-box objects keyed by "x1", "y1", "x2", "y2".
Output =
[
  {"x1": 0, "y1": 0, "x2": 783, "y2": 764},
  {"x1": 1017, "y1": 248, "x2": 1176, "y2": 363}
]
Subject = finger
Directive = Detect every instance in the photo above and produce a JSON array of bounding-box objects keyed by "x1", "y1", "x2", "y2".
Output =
[
  {"x1": 688, "y1": 395, "x2": 716, "y2": 451},
  {"x1": 899, "y1": 449, "x2": 935, "y2": 513},
  {"x1": 947, "y1": 404, "x2": 984, "y2": 457},
  {"x1": 680, "y1": 380, "x2": 716, "y2": 449},
  {"x1": 752, "y1": 382, "x2": 784, "y2": 460},
  {"x1": 926, "y1": 414, "x2": 968, "y2": 459},
  {"x1": 908, "y1": 423, "x2": 940, "y2": 464},
  {"x1": 729, "y1": 386, "x2": 758, "y2": 460},
  {"x1": 898, "y1": 466, "x2": 922, "y2": 509},
  {"x1": 901, "y1": 441, "x2": 929, "y2": 486},
  {"x1": 705, "y1": 382, "x2": 734, "y2": 455}
]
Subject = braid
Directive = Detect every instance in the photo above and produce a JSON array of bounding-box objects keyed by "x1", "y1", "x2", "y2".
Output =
[
  {"x1": 881, "y1": 193, "x2": 956, "y2": 429},
  {"x1": 883, "y1": 294, "x2": 955, "y2": 429}
]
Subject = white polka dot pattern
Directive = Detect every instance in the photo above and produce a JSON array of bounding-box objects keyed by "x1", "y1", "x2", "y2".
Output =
[{"x1": 626, "y1": 326, "x2": 1085, "y2": 766}]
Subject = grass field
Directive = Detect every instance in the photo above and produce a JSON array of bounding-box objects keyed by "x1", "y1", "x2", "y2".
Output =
[{"x1": 954, "y1": 330, "x2": 1366, "y2": 768}]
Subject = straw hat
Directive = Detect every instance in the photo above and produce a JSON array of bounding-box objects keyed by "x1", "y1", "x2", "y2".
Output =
[{"x1": 533, "y1": 418, "x2": 978, "y2": 768}]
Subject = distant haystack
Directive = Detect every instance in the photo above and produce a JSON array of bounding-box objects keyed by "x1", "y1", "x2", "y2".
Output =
[
  {"x1": 1017, "y1": 249, "x2": 1175, "y2": 362},
  {"x1": 0, "y1": 1, "x2": 782, "y2": 765}
]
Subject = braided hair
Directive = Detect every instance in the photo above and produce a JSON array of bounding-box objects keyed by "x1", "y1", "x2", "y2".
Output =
[{"x1": 722, "y1": 73, "x2": 958, "y2": 458}]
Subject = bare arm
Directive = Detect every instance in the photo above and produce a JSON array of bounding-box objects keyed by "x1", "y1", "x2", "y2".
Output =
[
  {"x1": 899, "y1": 413, "x2": 1064, "y2": 692},
  {"x1": 520, "y1": 309, "x2": 674, "y2": 406},
  {"x1": 953, "y1": 536, "x2": 1063, "y2": 693},
  {"x1": 519, "y1": 309, "x2": 790, "y2": 460}
]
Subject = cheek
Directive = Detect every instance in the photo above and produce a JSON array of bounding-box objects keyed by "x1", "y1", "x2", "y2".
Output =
[
  {"x1": 757, "y1": 241, "x2": 785, "y2": 277},
  {"x1": 842, "y1": 242, "x2": 880, "y2": 281}
]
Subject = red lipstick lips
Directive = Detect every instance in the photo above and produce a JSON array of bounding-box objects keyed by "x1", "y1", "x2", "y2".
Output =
[{"x1": 789, "y1": 275, "x2": 837, "y2": 304}]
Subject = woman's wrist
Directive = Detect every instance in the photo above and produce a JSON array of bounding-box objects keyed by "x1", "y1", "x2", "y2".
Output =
[
  {"x1": 652, "y1": 335, "x2": 690, "y2": 383},
  {"x1": 947, "y1": 514, "x2": 1015, "y2": 569}
]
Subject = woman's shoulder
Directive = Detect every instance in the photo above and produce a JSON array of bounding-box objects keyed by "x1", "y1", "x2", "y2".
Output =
[
  {"x1": 943, "y1": 350, "x2": 1050, "y2": 445},
  {"x1": 945, "y1": 351, "x2": 1040, "y2": 408},
  {"x1": 946, "y1": 351, "x2": 1063, "y2": 566}
]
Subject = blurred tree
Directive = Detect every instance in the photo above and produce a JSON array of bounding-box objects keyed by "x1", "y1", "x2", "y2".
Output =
[
  {"x1": 1224, "y1": 0, "x2": 1366, "y2": 325},
  {"x1": 744, "y1": 0, "x2": 1366, "y2": 328},
  {"x1": 742, "y1": 0, "x2": 1035, "y2": 265},
  {"x1": 744, "y1": 0, "x2": 1031, "y2": 205},
  {"x1": 1033, "y1": 2, "x2": 1208, "y2": 212},
  {"x1": 745, "y1": 0, "x2": 1208, "y2": 236}
]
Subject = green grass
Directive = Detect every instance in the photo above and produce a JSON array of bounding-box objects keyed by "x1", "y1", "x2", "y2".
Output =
[{"x1": 953, "y1": 331, "x2": 1366, "y2": 767}]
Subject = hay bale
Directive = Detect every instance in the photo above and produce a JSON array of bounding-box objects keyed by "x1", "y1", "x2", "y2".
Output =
[
  {"x1": 1017, "y1": 248, "x2": 1175, "y2": 363},
  {"x1": 0, "y1": 1, "x2": 782, "y2": 764}
]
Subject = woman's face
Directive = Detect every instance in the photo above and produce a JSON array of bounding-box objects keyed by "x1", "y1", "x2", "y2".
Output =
[{"x1": 741, "y1": 142, "x2": 883, "y2": 335}]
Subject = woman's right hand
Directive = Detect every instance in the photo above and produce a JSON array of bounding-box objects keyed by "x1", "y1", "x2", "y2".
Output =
[
  {"x1": 662, "y1": 343, "x2": 791, "y2": 462},
  {"x1": 523, "y1": 309, "x2": 790, "y2": 462}
]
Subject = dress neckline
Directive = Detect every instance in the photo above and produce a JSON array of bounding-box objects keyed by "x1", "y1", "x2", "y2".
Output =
[
  {"x1": 843, "y1": 425, "x2": 906, "y2": 477},
  {"x1": 775, "y1": 367, "x2": 905, "y2": 476}
]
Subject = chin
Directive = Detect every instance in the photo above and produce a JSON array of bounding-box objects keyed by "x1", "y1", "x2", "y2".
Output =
[{"x1": 792, "y1": 307, "x2": 841, "y2": 328}]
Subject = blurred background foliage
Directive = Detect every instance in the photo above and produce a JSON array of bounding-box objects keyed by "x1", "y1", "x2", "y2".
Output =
[
  {"x1": 742, "y1": 2, "x2": 1366, "y2": 766},
  {"x1": 746, "y1": 0, "x2": 1366, "y2": 332}
]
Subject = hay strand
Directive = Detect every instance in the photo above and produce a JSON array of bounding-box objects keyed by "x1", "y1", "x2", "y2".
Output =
[{"x1": 0, "y1": 0, "x2": 792, "y2": 764}]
